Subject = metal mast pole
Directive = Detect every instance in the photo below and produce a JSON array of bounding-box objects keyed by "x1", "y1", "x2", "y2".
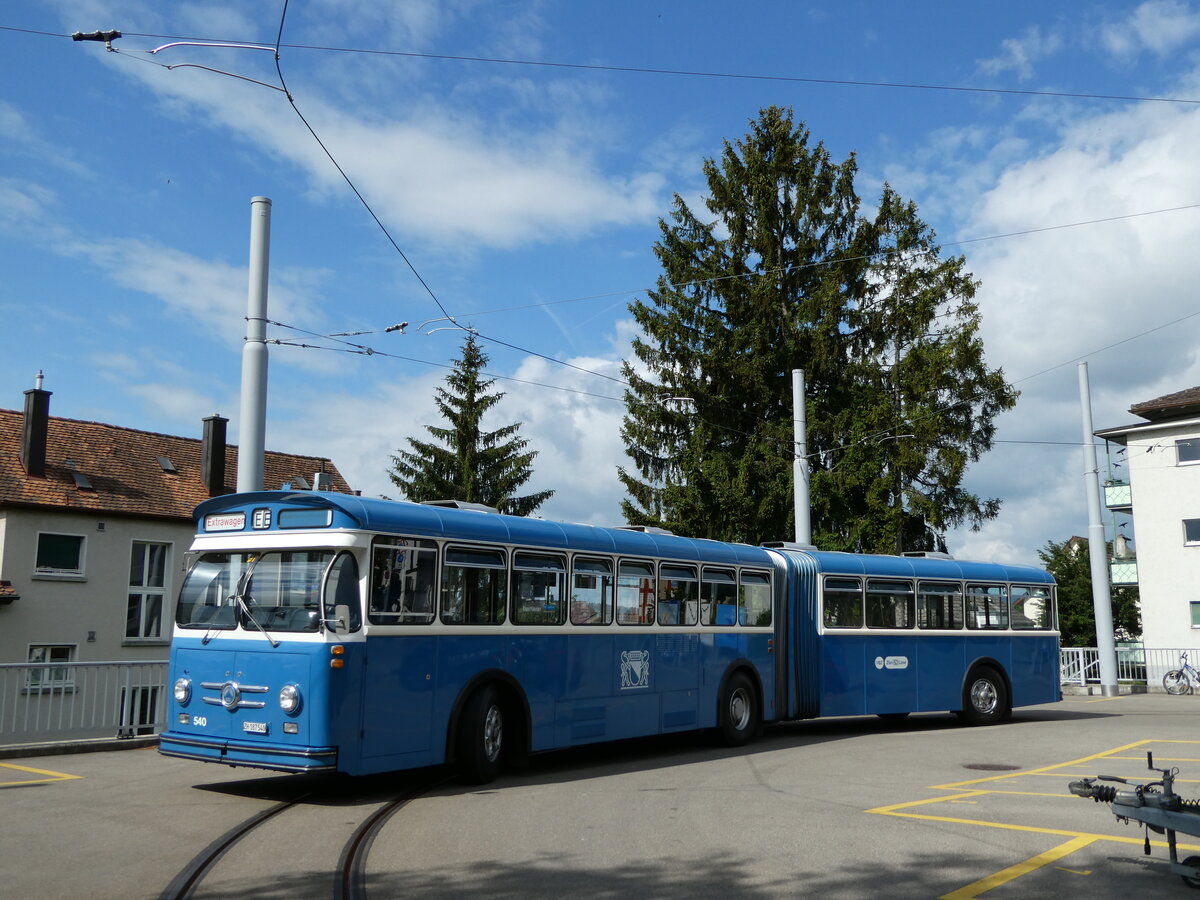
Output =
[
  {"x1": 793, "y1": 369, "x2": 811, "y2": 545},
  {"x1": 1078, "y1": 362, "x2": 1119, "y2": 696},
  {"x1": 237, "y1": 196, "x2": 271, "y2": 493}
]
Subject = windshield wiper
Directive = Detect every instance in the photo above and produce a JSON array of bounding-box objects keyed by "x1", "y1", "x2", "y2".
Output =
[{"x1": 231, "y1": 556, "x2": 279, "y2": 648}]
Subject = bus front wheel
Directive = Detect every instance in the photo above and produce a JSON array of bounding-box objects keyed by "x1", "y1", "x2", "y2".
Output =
[
  {"x1": 719, "y1": 672, "x2": 758, "y2": 746},
  {"x1": 961, "y1": 668, "x2": 1008, "y2": 726},
  {"x1": 458, "y1": 685, "x2": 504, "y2": 784}
]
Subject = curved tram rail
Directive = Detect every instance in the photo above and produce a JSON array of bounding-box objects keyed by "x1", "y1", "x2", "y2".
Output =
[{"x1": 160, "y1": 773, "x2": 452, "y2": 900}]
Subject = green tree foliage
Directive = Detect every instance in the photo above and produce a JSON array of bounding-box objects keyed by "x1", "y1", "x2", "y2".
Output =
[
  {"x1": 389, "y1": 333, "x2": 554, "y2": 516},
  {"x1": 620, "y1": 106, "x2": 1016, "y2": 550},
  {"x1": 1038, "y1": 537, "x2": 1141, "y2": 647}
]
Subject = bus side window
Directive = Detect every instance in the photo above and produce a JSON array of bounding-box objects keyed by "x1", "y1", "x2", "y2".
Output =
[
  {"x1": 571, "y1": 557, "x2": 613, "y2": 625},
  {"x1": 966, "y1": 583, "x2": 1009, "y2": 630},
  {"x1": 739, "y1": 571, "x2": 772, "y2": 626},
  {"x1": 617, "y1": 560, "x2": 655, "y2": 625},
  {"x1": 369, "y1": 539, "x2": 437, "y2": 625},
  {"x1": 441, "y1": 547, "x2": 507, "y2": 626},
  {"x1": 823, "y1": 577, "x2": 862, "y2": 628},
  {"x1": 324, "y1": 552, "x2": 362, "y2": 632},
  {"x1": 512, "y1": 552, "x2": 567, "y2": 625},
  {"x1": 865, "y1": 580, "x2": 914, "y2": 629},
  {"x1": 701, "y1": 567, "x2": 737, "y2": 626},
  {"x1": 917, "y1": 581, "x2": 963, "y2": 629},
  {"x1": 657, "y1": 564, "x2": 698, "y2": 626}
]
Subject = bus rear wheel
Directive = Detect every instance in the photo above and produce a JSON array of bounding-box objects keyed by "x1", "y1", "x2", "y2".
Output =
[
  {"x1": 719, "y1": 672, "x2": 758, "y2": 746},
  {"x1": 961, "y1": 667, "x2": 1007, "y2": 726},
  {"x1": 458, "y1": 686, "x2": 504, "y2": 784}
]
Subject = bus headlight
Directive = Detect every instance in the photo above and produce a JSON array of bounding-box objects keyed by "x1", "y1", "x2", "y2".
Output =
[
  {"x1": 279, "y1": 683, "x2": 302, "y2": 715},
  {"x1": 173, "y1": 678, "x2": 192, "y2": 705}
]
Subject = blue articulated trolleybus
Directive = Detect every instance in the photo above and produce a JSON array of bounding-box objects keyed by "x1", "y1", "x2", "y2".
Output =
[{"x1": 159, "y1": 491, "x2": 1059, "y2": 783}]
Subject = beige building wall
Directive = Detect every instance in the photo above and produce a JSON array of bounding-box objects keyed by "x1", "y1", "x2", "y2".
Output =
[{"x1": 0, "y1": 507, "x2": 195, "y2": 664}]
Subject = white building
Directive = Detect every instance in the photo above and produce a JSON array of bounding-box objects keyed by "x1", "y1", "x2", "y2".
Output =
[
  {"x1": 1096, "y1": 386, "x2": 1200, "y2": 652},
  {"x1": 0, "y1": 381, "x2": 353, "y2": 668}
]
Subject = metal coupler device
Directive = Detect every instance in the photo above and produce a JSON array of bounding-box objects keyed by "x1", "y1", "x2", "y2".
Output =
[{"x1": 1069, "y1": 751, "x2": 1200, "y2": 889}]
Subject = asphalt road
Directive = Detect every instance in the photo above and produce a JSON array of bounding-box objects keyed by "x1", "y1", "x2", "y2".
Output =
[{"x1": 4, "y1": 692, "x2": 1200, "y2": 899}]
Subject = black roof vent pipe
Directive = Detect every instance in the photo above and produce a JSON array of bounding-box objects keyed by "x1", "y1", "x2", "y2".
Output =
[{"x1": 20, "y1": 371, "x2": 51, "y2": 478}]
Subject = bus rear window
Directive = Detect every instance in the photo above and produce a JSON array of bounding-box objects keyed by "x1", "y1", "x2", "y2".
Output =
[{"x1": 1011, "y1": 585, "x2": 1054, "y2": 630}]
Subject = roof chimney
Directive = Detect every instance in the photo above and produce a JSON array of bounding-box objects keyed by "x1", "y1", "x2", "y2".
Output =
[
  {"x1": 20, "y1": 371, "x2": 51, "y2": 478},
  {"x1": 201, "y1": 414, "x2": 228, "y2": 497}
]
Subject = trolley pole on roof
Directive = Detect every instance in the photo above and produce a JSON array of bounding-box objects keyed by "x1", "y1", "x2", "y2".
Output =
[
  {"x1": 793, "y1": 369, "x2": 812, "y2": 545},
  {"x1": 237, "y1": 196, "x2": 271, "y2": 493},
  {"x1": 1078, "y1": 362, "x2": 1120, "y2": 696}
]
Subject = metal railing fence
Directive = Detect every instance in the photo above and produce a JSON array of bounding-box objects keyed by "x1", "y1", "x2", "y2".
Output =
[
  {"x1": 0, "y1": 660, "x2": 168, "y2": 744},
  {"x1": 1059, "y1": 646, "x2": 1193, "y2": 688}
]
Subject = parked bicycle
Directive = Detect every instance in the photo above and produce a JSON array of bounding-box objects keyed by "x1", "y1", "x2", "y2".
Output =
[{"x1": 1163, "y1": 652, "x2": 1200, "y2": 695}]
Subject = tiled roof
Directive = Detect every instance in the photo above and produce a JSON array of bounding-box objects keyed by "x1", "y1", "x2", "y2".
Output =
[
  {"x1": 1130, "y1": 386, "x2": 1200, "y2": 422},
  {"x1": 0, "y1": 408, "x2": 353, "y2": 521}
]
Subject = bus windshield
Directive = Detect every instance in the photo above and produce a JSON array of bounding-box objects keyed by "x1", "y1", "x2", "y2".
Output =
[{"x1": 175, "y1": 551, "x2": 340, "y2": 633}]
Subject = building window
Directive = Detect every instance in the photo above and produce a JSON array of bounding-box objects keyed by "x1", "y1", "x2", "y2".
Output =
[
  {"x1": 27, "y1": 644, "x2": 75, "y2": 691},
  {"x1": 1178, "y1": 439, "x2": 1200, "y2": 465},
  {"x1": 1190, "y1": 602, "x2": 1200, "y2": 628},
  {"x1": 1186, "y1": 519, "x2": 1200, "y2": 546},
  {"x1": 127, "y1": 541, "x2": 169, "y2": 639},
  {"x1": 35, "y1": 533, "x2": 85, "y2": 576}
]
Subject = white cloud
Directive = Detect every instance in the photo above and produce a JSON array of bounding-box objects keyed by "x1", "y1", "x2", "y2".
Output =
[
  {"x1": 978, "y1": 26, "x2": 1063, "y2": 81},
  {"x1": 1100, "y1": 0, "x2": 1200, "y2": 60}
]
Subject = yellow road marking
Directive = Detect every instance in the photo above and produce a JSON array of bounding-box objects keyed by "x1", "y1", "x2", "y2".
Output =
[
  {"x1": 940, "y1": 836, "x2": 1097, "y2": 899},
  {"x1": 867, "y1": 739, "x2": 1200, "y2": 896},
  {"x1": 0, "y1": 762, "x2": 82, "y2": 787}
]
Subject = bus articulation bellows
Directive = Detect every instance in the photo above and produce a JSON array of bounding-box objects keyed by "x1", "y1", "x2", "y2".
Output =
[{"x1": 159, "y1": 491, "x2": 1059, "y2": 783}]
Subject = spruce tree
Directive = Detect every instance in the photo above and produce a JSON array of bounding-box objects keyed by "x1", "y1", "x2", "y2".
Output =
[
  {"x1": 389, "y1": 333, "x2": 554, "y2": 516},
  {"x1": 620, "y1": 106, "x2": 1015, "y2": 551}
]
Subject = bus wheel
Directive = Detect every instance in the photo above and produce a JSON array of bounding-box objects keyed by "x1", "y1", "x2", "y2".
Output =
[
  {"x1": 719, "y1": 672, "x2": 758, "y2": 746},
  {"x1": 458, "y1": 686, "x2": 503, "y2": 784},
  {"x1": 961, "y1": 668, "x2": 1007, "y2": 726}
]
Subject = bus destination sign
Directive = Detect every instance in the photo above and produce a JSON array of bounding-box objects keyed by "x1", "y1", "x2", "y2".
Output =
[{"x1": 205, "y1": 512, "x2": 247, "y2": 532}]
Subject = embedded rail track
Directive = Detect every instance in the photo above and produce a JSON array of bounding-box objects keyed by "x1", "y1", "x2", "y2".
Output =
[{"x1": 159, "y1": 773, "x2": 451, "y2": 900}]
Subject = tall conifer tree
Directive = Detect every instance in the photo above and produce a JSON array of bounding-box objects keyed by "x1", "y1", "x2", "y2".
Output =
[
  {"x1": 620, "y1": 107, "x2": 1015, "y2": 551},
  {"x1": 390, "y1": 333, "x2": 553, "y2": 516}
]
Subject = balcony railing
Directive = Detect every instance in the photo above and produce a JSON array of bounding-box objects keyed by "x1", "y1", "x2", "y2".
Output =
[
  {"x1": 1110, "y1": 557, "x2": 1138, "y2": 585},
  {"x1": 0, "y1": 660, "x2": 167, "y2": 746},
  {"x1": 1104, "y1": 480, "x2": 1132, "y2": 510}
]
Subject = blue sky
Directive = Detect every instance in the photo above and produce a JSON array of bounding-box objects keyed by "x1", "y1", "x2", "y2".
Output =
[{"x1": 4, "y1": 1, "x2": 1200, "y2": 566}]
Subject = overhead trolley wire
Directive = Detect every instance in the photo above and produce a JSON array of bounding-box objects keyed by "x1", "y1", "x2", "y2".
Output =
[{"x1": 8, "y1": 22, "x2": 1200, "y2": 105}]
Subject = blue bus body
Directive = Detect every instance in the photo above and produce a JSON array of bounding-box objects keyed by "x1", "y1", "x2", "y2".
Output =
[{"x1": 159, "y1": 492, "x2": 1059, "y2": 779}]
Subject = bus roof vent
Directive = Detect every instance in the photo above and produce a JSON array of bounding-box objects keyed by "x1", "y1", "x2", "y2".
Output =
[
  {"x1": 761, "y1": 541, "x2": 817, "y2": 552},
  {"x1": 902, "y1": 551, "x2": 955, "y2": 560},
  {"x1": 421, "y1": 500, "x2": 501, "y2": 514},
  {"x1": 614, "y1": 525, "x2": 675, "y2": 536}
]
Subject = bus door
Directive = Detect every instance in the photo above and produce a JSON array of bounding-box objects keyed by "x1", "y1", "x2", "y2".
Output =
[
  {"x1": 359, "y1": 539, "x2": 438, "y2": 761},
  {"x1": 862, "y1": 579, "x2": 918, "y2": 714}
]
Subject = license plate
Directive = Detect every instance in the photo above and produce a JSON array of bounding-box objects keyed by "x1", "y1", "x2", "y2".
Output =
[{"x1": 242, "y1": 721, "x2": 268, "y2": 734}]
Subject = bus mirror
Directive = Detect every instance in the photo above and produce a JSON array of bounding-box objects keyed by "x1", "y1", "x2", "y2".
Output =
[{"x1": 334, "y1": 604, "x2": 350, "y2": 634}]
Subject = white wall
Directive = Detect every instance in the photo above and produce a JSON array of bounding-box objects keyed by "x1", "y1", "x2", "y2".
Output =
[{"x1": 1125, "y1": 421, "x2": 1200, "y2": 650}]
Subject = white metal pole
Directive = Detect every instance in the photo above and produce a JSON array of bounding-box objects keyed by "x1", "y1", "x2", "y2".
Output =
[
  {"x1": 793, "y1": 369, "x2": 811, "y2": 545},
  {"x1": 237, "y1": 196, "x2": 271, "y2": 493},
  {"x1": 1078, "y1": 362, "x2": 1119, "y2": 696}
]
